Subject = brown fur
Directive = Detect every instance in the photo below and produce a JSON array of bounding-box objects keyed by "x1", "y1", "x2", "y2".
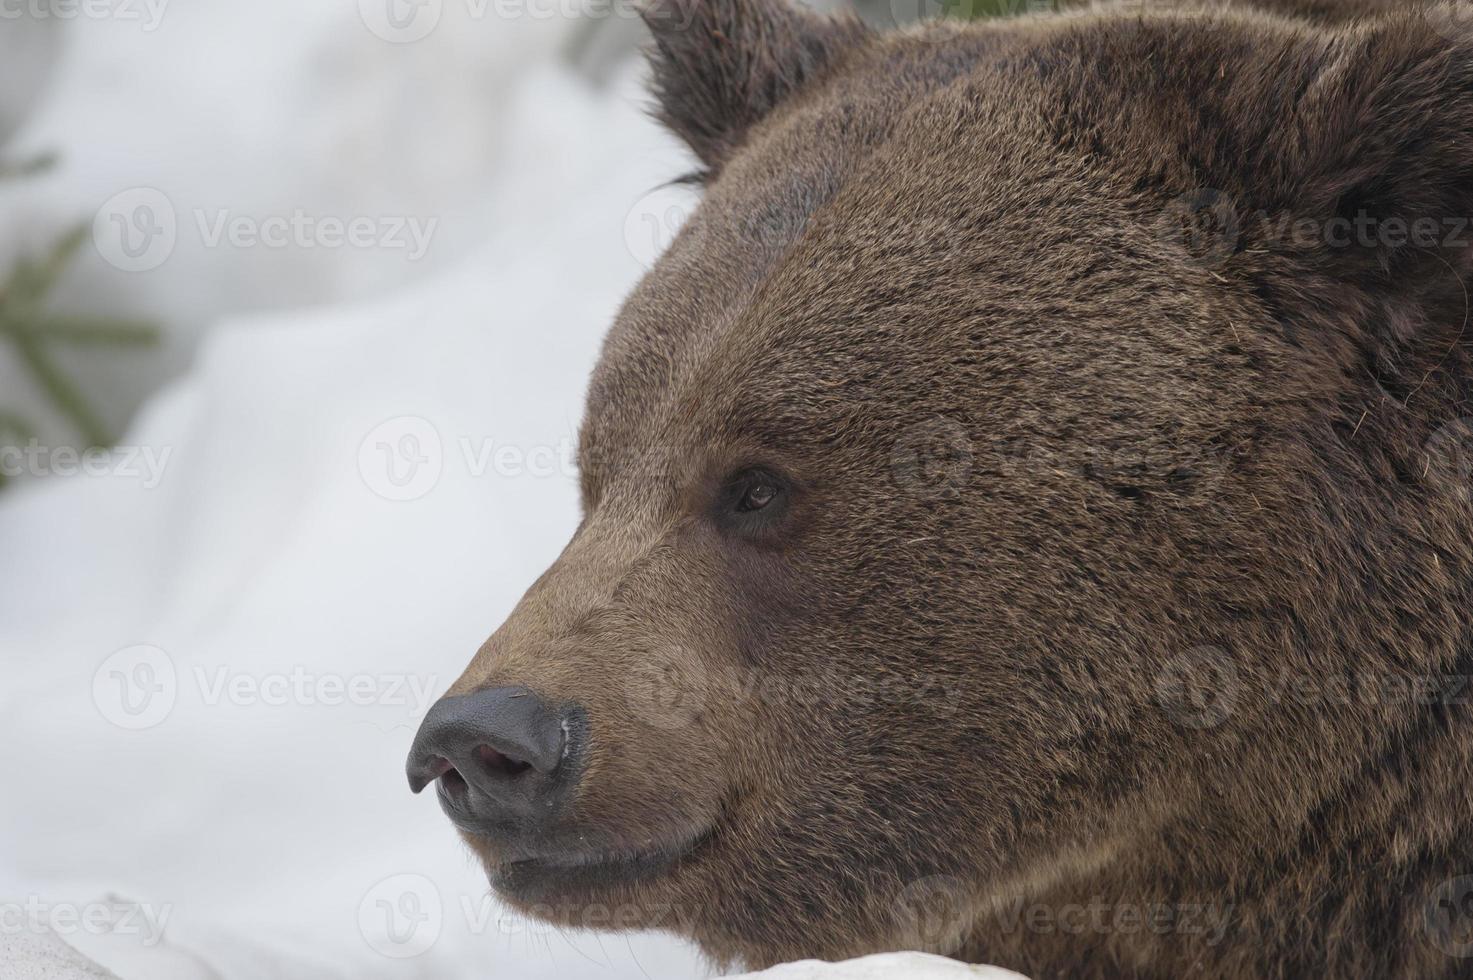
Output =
[{"x1": 440, "y1": 0, "x2": 1473, "y2": 975}]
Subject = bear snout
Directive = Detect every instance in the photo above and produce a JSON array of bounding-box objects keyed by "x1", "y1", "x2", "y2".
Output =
[{"x1": 406, "y1": 686, "x2": 579, "y2": 837}]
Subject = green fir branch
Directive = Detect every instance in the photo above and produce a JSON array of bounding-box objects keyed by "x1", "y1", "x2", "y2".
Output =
[
  {"x1": 21, "y1": 315, "x2": 160, "y2": 347},
  {"x1": 0, "y1": 411, "x2": 36, "y2": 490},
  {"x1": 0, "y1": 210, "x2": 161, "y2": 460},
  {"x1": 0, "y1": 151, "x2": 59, "y2": 181}
]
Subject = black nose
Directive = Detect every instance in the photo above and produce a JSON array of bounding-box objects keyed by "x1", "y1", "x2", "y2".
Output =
[{"x1": 406, "y1": 686, "x2": 573, "y2": 829}]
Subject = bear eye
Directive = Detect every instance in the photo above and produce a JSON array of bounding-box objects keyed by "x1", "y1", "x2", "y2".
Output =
[
  {"x1": 737, "y1": 480, "x2": 779, "y2": 512},
  {"x1": 714, "y1": 467, "x2": 792, "y2": 535}
]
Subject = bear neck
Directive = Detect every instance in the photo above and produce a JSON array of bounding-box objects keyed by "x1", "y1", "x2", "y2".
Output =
[{"x1": 963, "y1": 658, "x2": 1473, "y2": 978}]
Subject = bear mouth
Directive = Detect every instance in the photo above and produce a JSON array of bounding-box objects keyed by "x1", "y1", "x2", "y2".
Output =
[{"x1": 470, "y1": 822, "x2": 718, "y2": 905}]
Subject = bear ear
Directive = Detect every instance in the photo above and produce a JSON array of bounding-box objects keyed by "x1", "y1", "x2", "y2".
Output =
[
  {"x1": 1231, "y1": 12, "x2": 1473, "y2": 344},
  {"x1": 641, "y1": 0, "x2": 870, "y2": 176}
]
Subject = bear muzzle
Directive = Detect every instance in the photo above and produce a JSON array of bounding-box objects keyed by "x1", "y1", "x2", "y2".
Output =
[{"x1": 405, "y1": 685, "x2": 582, "y2": 841}]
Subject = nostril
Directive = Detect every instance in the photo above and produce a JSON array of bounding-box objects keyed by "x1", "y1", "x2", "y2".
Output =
[
  {"x1": 474, "y1": 744, "x2": 532, "y2": 778},
  {"x1": 440, "y1": 766, "x2": 468, "y2": 798}
]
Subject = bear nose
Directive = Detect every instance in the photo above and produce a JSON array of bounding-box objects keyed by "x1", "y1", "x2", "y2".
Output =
[{"x1": 405, "y1": 686, "x2": 571, "y2": 827}]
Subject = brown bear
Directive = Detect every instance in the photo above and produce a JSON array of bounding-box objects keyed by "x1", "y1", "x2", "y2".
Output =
[{"x1": 406, "y1": 0, "x2": 1473, "y2": 976}]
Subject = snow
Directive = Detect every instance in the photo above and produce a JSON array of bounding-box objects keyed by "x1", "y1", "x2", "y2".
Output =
[
  {"x1": 734, "y1": 954, "x2": 1028, "y2": 979},
  {"x1": 0, "y1": 919, "x2": 118, "y2": 980},
  {"x1": 0, "y1": 3, "x2": 712, "y2": 975},
  {"x1": 0, "y1": 67, "x2": 714, "y2": 978},
  {"x1": 0, "y1": 3, "x2": 1029, "y2": 979},
  {"x1": 0, "y1": 0, "x2": 597, "y2": 446}
]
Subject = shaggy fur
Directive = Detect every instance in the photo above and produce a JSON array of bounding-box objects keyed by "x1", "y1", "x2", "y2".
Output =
[{"x1": 437, "y1": 0, "x2": 1473, "y2": 976}]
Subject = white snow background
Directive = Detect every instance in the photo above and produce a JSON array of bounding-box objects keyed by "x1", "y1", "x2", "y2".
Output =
[{"x1": 0, "y1": 1, "x2": 1026, "y2": 978}]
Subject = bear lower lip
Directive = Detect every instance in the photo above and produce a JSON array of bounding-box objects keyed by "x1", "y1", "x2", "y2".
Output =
[{"x1": 481, "y1": 828, "x2": 715, "y2": 902}]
